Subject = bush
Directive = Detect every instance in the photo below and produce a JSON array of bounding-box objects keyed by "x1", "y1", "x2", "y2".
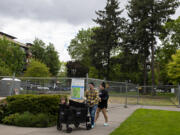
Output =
[
  {"x1": 0, "y1": 94, "x2": 67, "y2": 127},
  {"x1": 2, "y1": 112, "x2": 56, "y2": 127},
  {"x1": 6, "y1": 94, "x2": 67, "y2": 115},
  {"x1": 0, "y1": 99, "x2": 8, "y2": 122},
  {"x1": 24, "y1": 59, "x2": 51, "y2": 77},
  {"x1": 0, "y1": 109, "x2": 3, "y2": 122}
]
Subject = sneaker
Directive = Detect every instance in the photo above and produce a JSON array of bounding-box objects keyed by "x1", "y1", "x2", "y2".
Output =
[
  {"x1": 104, "y1": 123, "x2": 109, "y2": 126},
  {"x1": 91, "y1": 125, "x2": 94, "y2": 128}
]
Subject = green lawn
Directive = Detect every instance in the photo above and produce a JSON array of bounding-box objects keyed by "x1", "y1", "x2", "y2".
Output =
[
  {"x1": 110, "y1": 109, "x2": 180, "y2": 135},
  {"x1": 110, "y1": 96, "x2": 176, "y2": 106}
]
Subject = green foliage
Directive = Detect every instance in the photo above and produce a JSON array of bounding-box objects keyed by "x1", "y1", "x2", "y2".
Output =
[
  {"x1": 0, "y1": 94, "x2": 66, "y2": 127},
  {"x1": 155, "y1": 43, "x2": 177, "y2": 84},
  {"x1": 108, "y1": 52, "x2": 143, "y2": 83},
  {"x1": 30, "y1": 38, "x2": 46, "y2": 60},
  {"x1": 2, "y1": 112, "x2": 56, "y2": 127},
  {"x1": 66, "y1": 60, "x2": 89, "y2": 77},
  {"x1": 91, "y1": 0, "x2": 126, "y2": 79},
  {"x1": 161, "y1": 16, "x2": 180, "y2": 48},
  {"x1": 88, "y1": 66, "x2": 99, "y2": 78},
  {"x1": 167, "y1": 50, "x2": 180, "y2": 84},
  {"x1": 67, "y1": 28, "x2": 99, "y2": 78},
  {"x1": 110, "y1": 109, "x2": 180, "y2": 135},
  {"x1": 0, "y1": 59, "x2": 12, "y2": 76},
  {"x1": 0, "y1": 99, "x2": 8, "y2": 122},
  {"x1": 0, "y1": 107, "x2": 5, "y2": 122},
  {"x1": 24, "y1": 59, "x2": 51, "y2": 77},
  {"x1": 126, "y1": 0, "x2": 179, "y2": 86},
  {"x1": 44, "y1": 43, "x2": 60, "y2": 76},
  {"x1": 156, "y1": 17, "x2": 180, "y2": 84},
  {"x1": 30, "y1": 38, "x2": 60, "y2": 76},
  {"x1": 0, "y1": 38, "x2": 26, "y2": 75},
  {"x1": 6, "y1": 94, "x2": 66, "y2": 115},
  {"x1": 68, "y1": 28, "x2": 94, "y2": 62}
]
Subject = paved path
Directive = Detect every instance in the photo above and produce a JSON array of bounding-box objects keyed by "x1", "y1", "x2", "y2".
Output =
[
  {"x1": 1, "y1": 104, "x2": 180, "y2": 135},
  {"x1": 0, "y1": 97, "x2": 6, "y2": 101}
]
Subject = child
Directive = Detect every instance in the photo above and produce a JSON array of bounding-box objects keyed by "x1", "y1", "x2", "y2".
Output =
[{"x1": 60, "y1": 97, "x2": 68, "y2": 105}]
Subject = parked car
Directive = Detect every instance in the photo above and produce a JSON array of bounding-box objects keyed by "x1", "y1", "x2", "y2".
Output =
[{"x1": 37, "y1": 86, "x2": 49, "y2": 90}]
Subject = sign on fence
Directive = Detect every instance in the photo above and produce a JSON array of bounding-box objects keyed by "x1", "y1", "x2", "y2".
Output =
[{"x1": 71, "y1": 79, "x2": 84, "y2": 99}]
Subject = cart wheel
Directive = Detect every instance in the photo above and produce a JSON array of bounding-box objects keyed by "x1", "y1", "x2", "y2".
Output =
[
  {"x1": 57, "y1": 124, "x2": 62, "y2": 131},
  {"x1": 86, "y1": 124, "x2": 91, "y2": 130},
  {"x1": 74, "y1": 122, "x2": 80, "y2": 128},
  {"x1": 66, "y1": 127, "x2": 72, "y2": 133}
]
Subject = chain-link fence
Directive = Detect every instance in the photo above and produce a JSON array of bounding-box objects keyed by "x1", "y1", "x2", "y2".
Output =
[
  {"x1": 0, "y1": 76, "x2": 73, "y2": 96},
  {"x1": 138, "y1": 85, "x2": 179, "y2": 106},
  {"x1": 0, "y1": 75, "x2": 180, "y2": 107}
]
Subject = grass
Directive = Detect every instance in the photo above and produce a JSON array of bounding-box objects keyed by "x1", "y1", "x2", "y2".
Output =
[
  {"x1": 109, "y1": 91, "x2": 138, "y2": 96},
  {"x1": 20, "y1": 90, "x2": 70, "y2": 95},
  {"x1": 109, "y1": 96, "x2": 176, "y2": 106},
  {"x1": 110, "y1": 109, "x2": 180, "y2": 135}
]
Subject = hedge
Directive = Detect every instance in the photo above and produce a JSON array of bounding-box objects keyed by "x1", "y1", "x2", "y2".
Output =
[
  {"x1": 0, "y1": 94, "x2": 67, "y2": 127},
  {"x1": 6, "y1": 94, "x2": 67, "y2": 115},
  {"x1": 0, "y1": 99, "x2": 8, "y2": 122},
  {"x1": 2, "y1": 112, "x2": 56, "y2": 127}
]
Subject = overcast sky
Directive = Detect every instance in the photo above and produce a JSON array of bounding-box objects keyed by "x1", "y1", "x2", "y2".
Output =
[{"x1": 0, "y1": 0, "x2": 179, "y2": 61}]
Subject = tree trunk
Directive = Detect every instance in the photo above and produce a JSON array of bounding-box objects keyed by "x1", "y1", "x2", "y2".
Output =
[
  {"x1": 107, "y1": 58, "x2": 110, "y2": 80},
  {"x1": 151, "y1": 0, "x2": 155, "y2": 96},
  {"x1": 151, "y1": 42, "x2": 155, "y2": 95},
  {"x1": 106, "y1": 50, "x2": 111, "y2": 80},
  {"x1": 143, "y1": 57, "x2": 147, "y2": 94}
]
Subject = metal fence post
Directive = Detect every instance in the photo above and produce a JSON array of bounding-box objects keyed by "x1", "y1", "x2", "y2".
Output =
[
  {"x1": 178, "y1": 85, "x2": 180, "y2": 108},
  {"x1": 26, "y1": 80, "x2": 28, "y2": 94},
  {"x1": 137, "y1": 85, "x2": 139, "y2": 105},
  {"x1": 124, "y1": 83, "x2": 128, "y2": 108},
  {"x1": 86, "y1": 73, "x2": 88, "y2": 90},
  {"x1": 10, "y1": 73, "x2": 15, "y2": 96}
]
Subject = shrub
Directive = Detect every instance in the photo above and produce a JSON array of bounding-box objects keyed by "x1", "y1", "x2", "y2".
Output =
[
  {"x1": 6, "y1": 94, "x2": 67, "y2": 115},
  {"x1": 0, "y1": 94, "x2": 66, "y2": 127},
  {"x1": 2, "y1": 112, "x2": 57, "y2": 127},
  {"x1": 24, "y1": 59, "x2": 51, "y2": 77},
  {"x1": 0, "y1": 99, "x2": 8, "y2": 122},
  {"x1": 2, "y1": 113, "x2": 20, "y2": 125},
  {"x1": 0, "y1": 109, "x2": 3, "y2": 122}
]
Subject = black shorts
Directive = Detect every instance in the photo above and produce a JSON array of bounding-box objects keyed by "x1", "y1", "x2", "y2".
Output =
[{"x1": 98, "y1": 101, "x2": 107, "y2": 109}]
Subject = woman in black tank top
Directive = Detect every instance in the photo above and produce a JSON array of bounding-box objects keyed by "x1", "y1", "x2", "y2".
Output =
[{"x1": 95, "y1": 82, "x2": 109, "y2": 126}]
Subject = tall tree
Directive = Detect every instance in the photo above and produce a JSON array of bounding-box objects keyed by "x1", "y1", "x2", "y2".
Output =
[
  {"x1": 68, "y1": 28, "x2": 99, "y2": 78},
  {"x1": 0, "y1": 59, "x2": 12, "y2": 76},
  {"x1": 44, "y1": 43, "x2": 60, "y2": 76},
  {"x1": 66, "y1": 61, "x2": 89, "y2": 77},
  {"x1": 127, "y1": 0, "x2": 179, "y2": 93},
  {"x1": 68, "y1": 28, "x2": 94, "y2": 61},
  {"x1": 156, "y1": 17, "x2": 180, "y2": 84},
  {"x1": 68, "y1": 28, "x2": 95, "y2": 67},
  {"x1": 0, "y1": 38, "x2": 25, "y2": 75},
  {"x1": 30, "y1": 39, "x2": 60, "y2": 76},
  {"x1": 149, "y1": 0, "x2": 179, "y2": 91},
  {"x1": 30, "y1": 38, "x2": 46, "y2": 61},
  {"x1": 167, "y1": 50, "x2": 180, "y2": 84},
  {"x1": 90, "y1": 0, "x2": 126, "y2": 79},
  {"x1": 24, "y1": 59, "x2": 51, "y2": 77}
]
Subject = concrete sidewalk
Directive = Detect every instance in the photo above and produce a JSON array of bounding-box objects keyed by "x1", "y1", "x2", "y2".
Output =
[
  {"x1": 0, "y1": 104, "x2": 138, "y2": 135},
  {"x1": 0, "y1": 97, "x2": 6, "y2": 101}
]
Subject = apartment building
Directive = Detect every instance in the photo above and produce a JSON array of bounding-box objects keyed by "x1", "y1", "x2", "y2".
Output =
[{"x1": 0, "y1": 31, "x2": 32, "y2": 66}]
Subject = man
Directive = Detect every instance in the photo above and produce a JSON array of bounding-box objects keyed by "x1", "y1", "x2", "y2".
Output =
[{"x1": 86, "y1": 82, "x2": 99, "y2": 128}]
